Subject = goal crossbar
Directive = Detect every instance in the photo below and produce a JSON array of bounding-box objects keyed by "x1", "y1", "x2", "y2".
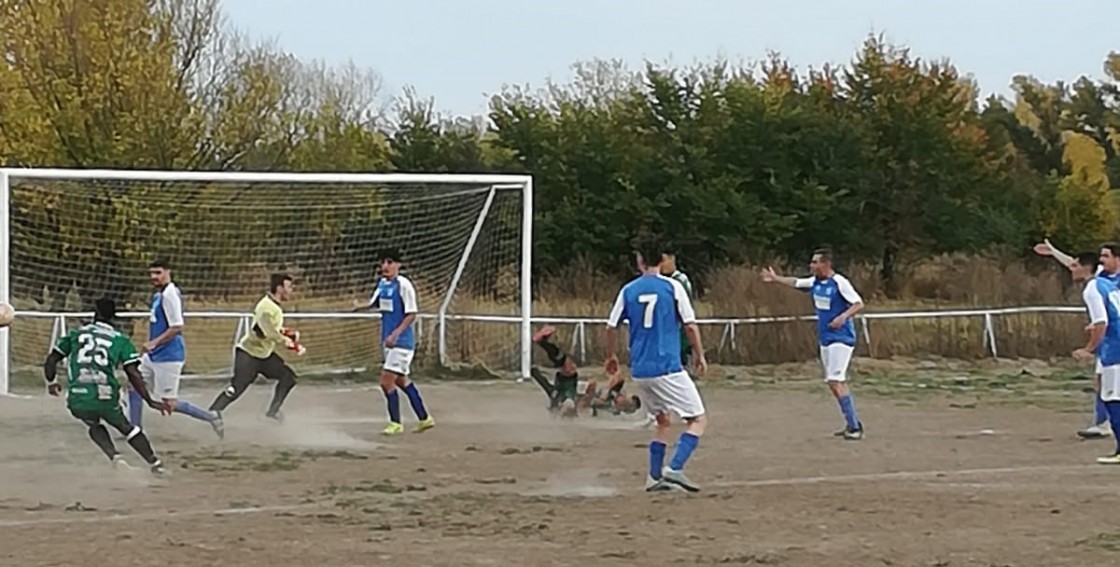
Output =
[{"x1": 0, "y1": 168, "x2": 534, "y2": 396}]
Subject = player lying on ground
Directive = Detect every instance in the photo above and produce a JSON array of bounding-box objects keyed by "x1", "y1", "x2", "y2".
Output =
[
  {"x1": 528, "y1": 326, "x2": 641, "y2": 417},
  {"x1": 129, "y1": 258, "x2": 222, "y2": 438},
  {"x1": 209, "y1": 273, "x2": 304, "y2": 424},
  {"x1": 1067, "y1": 252, "x2": 1120, "y2": 465},
  {"x1": 354, "y1": 247, "x2": 433, "y2": 435},
  {"x1": 43, "y1": 298, "x2": 169, "y2": 475},
  {"x1": 606, "y1": 240, "x2": 708, "y2": 493},
  {"x1": 1035, "y1": 239, "x2": 1120, "y2": 439},
  {"x1": 761, "y1": 248, "x2": 866, "y2": 440}
]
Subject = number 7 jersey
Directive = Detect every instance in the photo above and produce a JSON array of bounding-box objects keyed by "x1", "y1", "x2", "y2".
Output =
[
  {"x1": 607, "y1": 274, "x2": 697, "y2": 379},
  {"x1": 53, "y1": 322, "x2": 141, "y2": 409}
]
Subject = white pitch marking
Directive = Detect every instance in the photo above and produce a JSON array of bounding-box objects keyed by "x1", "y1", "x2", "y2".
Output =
[
  {"x1": 709, "y1": 464, "x2": 1097, "y2": 489},
  {"x1": 0, "y1": 503, "x2": 321, "y2": 528}
]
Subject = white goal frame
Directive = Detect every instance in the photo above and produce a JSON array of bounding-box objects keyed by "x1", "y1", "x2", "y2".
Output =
[{"x1": 0, "y1": 168, "x2": 534, "y2": 396}]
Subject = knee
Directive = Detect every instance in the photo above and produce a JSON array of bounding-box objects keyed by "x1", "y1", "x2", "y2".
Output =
[{"x1": 685, "y1": 414, "x2": 707, "y2": 435}]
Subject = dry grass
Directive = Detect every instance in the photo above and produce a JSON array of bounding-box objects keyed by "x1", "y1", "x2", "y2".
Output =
[{"x1": 8, "y1": 254, "x2": 1085, "y2": 376}]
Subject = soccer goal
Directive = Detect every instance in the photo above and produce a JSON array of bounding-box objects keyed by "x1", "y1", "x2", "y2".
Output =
[{"x1": 0, "y1": 168, "x2": 533, "y2": 396}]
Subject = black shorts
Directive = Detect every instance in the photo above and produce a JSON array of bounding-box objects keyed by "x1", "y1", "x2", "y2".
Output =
[
  {"x1": 69, "y1": 405, "x2": 130, "y2": 431},
  {"x1": 231, "y1": 349, "x2": 296, "y2": 389}
]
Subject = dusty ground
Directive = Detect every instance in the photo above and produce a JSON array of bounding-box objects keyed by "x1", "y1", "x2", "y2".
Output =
[{"x1": 3, "y1": 361, "x2": 1120, "y2": 567}]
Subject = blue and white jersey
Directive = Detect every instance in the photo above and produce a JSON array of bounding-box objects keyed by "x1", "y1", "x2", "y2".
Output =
[
  {"x1": 607, "y1": 274, "x2": 696, "y2": 379},
  {"x1": 369, "y1": 275, "x2": 419, "y2": 351},
  {"x1": 1097, "y1": 266, "x2": 1120, "y2": 286},
  {"x1": 148, "y1": 282, "x2": 185, "y2": 362},
  {"x1": 1083, "y1": 276, "x2": 1120, "y2": 367},
  {"x1": 795, "y1": 273, "x2": 863, "y2": 347}
]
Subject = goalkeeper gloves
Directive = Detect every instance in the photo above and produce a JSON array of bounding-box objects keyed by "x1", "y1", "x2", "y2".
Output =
[{"x1": 280, "y1": 328, "x2": 306, "y2": 356}]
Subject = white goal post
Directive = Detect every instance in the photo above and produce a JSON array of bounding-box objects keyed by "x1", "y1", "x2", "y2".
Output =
[{"x1": 0, "y1": 168, "x2": 534, "y2": 396}]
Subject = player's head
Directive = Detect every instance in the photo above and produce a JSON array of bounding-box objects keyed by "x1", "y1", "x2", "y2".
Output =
[
  {"x1": 270, "y1": 272, "x2": 294, "y2": 301},
  {"x1": 659, "y1": 245, "x2": 677, "y2": 275},
  {"x1": 635, "y1": 240, "x2": 664, "y2": 274},
  {"x1": 809, "y1": 248, "x2": 835, "y2": 278},
  {"x1": 149, "y1": 258, "x2": 172, "y2": 287},
  {"x1": 379, "y1": 247, "x2": 403, "y2": 279},
  {"x1": 93, "y1": 297, "x2": 116, "y2": 323},
  {"x1": 1071, "y1": 252, "x2": 1100, "y2": 282},
  {"x1": 1100, "y1": 243, "x2": 1120, "y2": 273}
]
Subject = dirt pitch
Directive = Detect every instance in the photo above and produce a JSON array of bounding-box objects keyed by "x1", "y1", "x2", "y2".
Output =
[{"x1": 3, "y1": 366, "x2": 1120, "y2": 567}]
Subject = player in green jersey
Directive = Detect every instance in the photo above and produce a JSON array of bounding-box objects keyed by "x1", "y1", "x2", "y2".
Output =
[
  {"x1": 44, "y1": 298, "x2": 169, "y2": 474},
  {"x1": 660, "y1": 249, "x2": 695, "y2": 367}
]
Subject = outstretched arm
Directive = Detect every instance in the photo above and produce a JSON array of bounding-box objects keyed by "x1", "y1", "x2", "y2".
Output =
[
  {"x1": 1034, "y1": 239, "x2": 1075, "y2": 268},
  {"x1": 43, "y1": 350, "x2": 64, "y2": 395},
  {"x1": 760, "y1": 266, "x2": 814, "y2": 290}
]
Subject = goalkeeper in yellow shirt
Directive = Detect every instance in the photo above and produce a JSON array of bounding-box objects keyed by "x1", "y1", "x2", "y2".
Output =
[{"x1": 208, "y1": 273, "x2": 305, "y2": 425}]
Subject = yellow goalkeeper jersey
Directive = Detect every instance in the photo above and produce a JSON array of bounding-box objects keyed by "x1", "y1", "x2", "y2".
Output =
[{"x1": 238, "y1": 294, "x2": 287, "y2": 359}]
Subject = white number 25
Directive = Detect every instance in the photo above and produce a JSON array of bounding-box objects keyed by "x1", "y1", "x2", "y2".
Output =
[
  {"x1": 638, "y1": 293, "x2": 658, "y2": 329},
  {"x1": 76, "y1": 333, "x2": 112, "y2": 366}
]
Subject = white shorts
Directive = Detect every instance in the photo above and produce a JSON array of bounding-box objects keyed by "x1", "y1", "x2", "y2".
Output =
[
  {"x1": 1097, "y1": 358, "x2": 1104, "y2": 375},
  {"x1": 820, "y1": 343, "x2": 855, "y2": 382},
  {"x1": 383, "y1": 347, "x2": 415, "y2": 376},
  {"x1": 140, "y1": 355, "x2": 184, "y2": 400},
  {"x1": 635, "y1": 371, "x2": 706, "y2": 419},
  {"x1": 1101, "y1": 365, "x2": 1120, "y2": 401}
]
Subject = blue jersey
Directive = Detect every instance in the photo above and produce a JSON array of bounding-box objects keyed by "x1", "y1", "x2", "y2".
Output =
[
  {"x1": 149, "y1": 283, "x2": 185, "y2": 362},
  {"x1": 1084, "y1": 277, "x2": 1120, "y2": 366},
  {"x1": 1099, "y1": 267, "x2": 1120, "y2": 286},
  {"x1": 795, "y1": 273, "x2": 863, "y2": 347},
  {"x1": 607, "y1": 274, "x2": 696, "y2": 379},
  {"x1": 371, "y1": 275, "x2": 418, "y2": 351}
]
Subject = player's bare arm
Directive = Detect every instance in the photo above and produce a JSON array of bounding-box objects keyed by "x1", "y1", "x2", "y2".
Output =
[
  {"x1": 386, "y1": 312, "x2": 416, "y2": 348},
  {"x1": 829, "y1": 302, "x2": 865, "y2": 329},
  {"x1": 43, "y1": 349, "x2": 66, "y2": 396},
  {"x1": 124, "y1": 362, "x2": 171, "y2": 414},
  {"x1": 683, "y1": 322, "x2": 707, "y2": 375},
  {"x1": 604, "y1": 326, "x2": 620, "y2": 376},
  {"x1": 1034, "y1": 239, "x2": 1075, "y2": 268},
  {"x1": 1078, "y1": 322, "x2": 1107, "y2": 362},
  {"x1": 760, "y1": 266, "x2": 809, "y2": 288},
  {"x1": 143, "y1": 324, "x2": 181, "y2": 353}
]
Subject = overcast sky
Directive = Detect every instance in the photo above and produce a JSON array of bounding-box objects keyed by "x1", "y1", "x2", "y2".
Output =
[{"x1": 222, "y1": 0, "x2": 1120, "y2": 117}]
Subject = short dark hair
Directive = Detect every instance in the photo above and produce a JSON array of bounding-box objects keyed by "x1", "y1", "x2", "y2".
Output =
[
  {"x1": 812, "y1": 248, "x2": 834, "y2": 263},
  {"x1": 149, "y1": 258, "x2": 171, "y2": 270},
  {"x1": 93, "y1": 297, "x2": 117, "y2": 322},
  {"x1": 269, "y1": 272, "x2": 293, "y2": 293},
  {"x1": 1076, "y1": 251, "x2": 1100, "y2": 269},
  {"x1": 379, "y1": 247, "x2": 403, "y2": 263},
  {"x1": 1102, "y1": 243, "x2": 1120, "y2": 257},
  {"x1": 635, "y1": 238, "x2": 663, "y2": 270}
]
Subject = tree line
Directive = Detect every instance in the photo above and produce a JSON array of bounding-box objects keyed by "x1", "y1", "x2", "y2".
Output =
[{"x1": 2, "y1": 0, "x2": 1118, "y2": 301}]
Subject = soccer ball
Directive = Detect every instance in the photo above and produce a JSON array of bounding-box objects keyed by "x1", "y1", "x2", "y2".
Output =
[{"x1": 0, "y1": 302, "x2": 14, "y2": 327}]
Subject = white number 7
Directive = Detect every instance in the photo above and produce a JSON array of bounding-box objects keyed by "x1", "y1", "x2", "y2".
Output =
[{"x1": 638, "y1": 293, "x2": 657, "y2": 329}]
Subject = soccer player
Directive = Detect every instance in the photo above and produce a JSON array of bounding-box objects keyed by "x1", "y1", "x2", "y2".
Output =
[
  {"x1": 605, "y1": 241, "x2": 708, "y2": 493},
  {"x1": 129, "y1": 259, "x2": 222, "y2": 438},
  {"x1": 43, "y1": 298, "x2": 168, "y2": 474},
  {"x1": 528, "y1": 325, "x2": 640, "y2": 417},
  {"x1": 660, "y1": 249, "x2": 695, "y2": 367},
  {"x1": 528, "y1": 325, "x2": 582, "y2": 415},
  {"x1": 208, "y1": 273, "x2": 303, "y2": 422},
  {"x1": 1067, "y1": 252, "x2": 1120, "y2": 464},
  {"x1": 1035, "y1": 239, "x2": 1120, "y2": 439},
  {"x1": 761, "y1": 248, "x2": 866, "y2": 440},
  {"x1": 358, "y1": 248, "x2": 434, "y2": 436}
]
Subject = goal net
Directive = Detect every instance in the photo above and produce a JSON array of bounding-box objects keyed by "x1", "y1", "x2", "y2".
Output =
[{"x1": 0, "y1": 169, "x2": 532, "y2": 395}]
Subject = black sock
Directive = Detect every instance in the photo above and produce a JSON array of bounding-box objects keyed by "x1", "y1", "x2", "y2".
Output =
[
  {"x1": 87, "y1": 424, "x2": 118, "y2": 461},
  {"x1": 538, "y1": 340, "x2": 567, "y2": 368},
  {"x1": 125, "y1": 427, "x2": 160, "y2": 466},
  {"x1": 266, "y1": 378, "x2": 295, "y2": 416},
  {"x1": 210, "y1": 388, "x2": 236, "y2": 412}
]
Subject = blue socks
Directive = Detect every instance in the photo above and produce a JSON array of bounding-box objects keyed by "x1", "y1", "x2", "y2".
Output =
[
  {"x1": 1095, "y1": 397, "x2": 1110, "y2": 426},
  {"x1": 174, "y1": 400, "x2": 215, "y2": 422},
  {"x1": 649, "y1": 441, "x2": 666, "y2": 479},
  {"x1": 838, "y1": 394, "x2": 861, "y2": 431},
  {"x1": 385, "y1": 389, "x2": 402, "y2": 424},
  {"x1": 1106, "y1": 401, "x2": 1120, "y2": 455},
  {"x1": 128, "y1": 390, "x2": 143, "y2": 427},
  {"x1": 669, "y1": 432, "x2": 700, "y2": 471},
  {"x1": 402, "y1": 382, "x2": 429, "y2": 421}
]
